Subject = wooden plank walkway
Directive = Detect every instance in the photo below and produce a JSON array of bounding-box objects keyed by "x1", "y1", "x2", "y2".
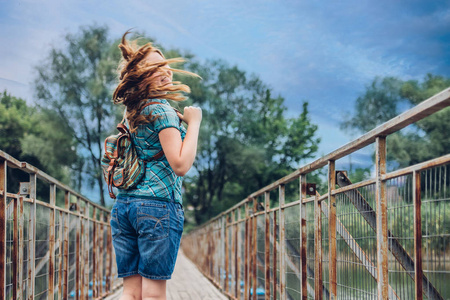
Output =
[{"x1": 104, "y1": 249, "x2": 228, "y2": 300}]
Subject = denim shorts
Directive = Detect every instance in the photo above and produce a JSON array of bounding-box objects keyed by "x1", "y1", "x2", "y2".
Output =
[{"x1": 110, "y1": 196, "x2": 184, "y2": 280}]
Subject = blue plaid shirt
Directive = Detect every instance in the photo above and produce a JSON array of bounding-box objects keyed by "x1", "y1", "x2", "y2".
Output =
[{"x1": 117, "y1": 99, "x2": 186, "y2": 204}]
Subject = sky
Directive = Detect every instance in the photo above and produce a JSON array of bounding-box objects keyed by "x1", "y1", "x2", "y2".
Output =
[{"x1": 1, "y1": 0, "x2": 449, "y2": 172}]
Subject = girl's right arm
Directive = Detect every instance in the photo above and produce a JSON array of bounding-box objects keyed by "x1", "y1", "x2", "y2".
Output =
[{"x1": 158, "y1": 106, "x2": 202, "y2": 176}]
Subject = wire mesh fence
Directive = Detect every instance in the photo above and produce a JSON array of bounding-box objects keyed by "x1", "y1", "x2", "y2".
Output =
[
  {"x1": 181, "y1": 88, "x2": 450, "y2": 299},
  {"x1": 0, "y1": 152, "x2": 121, "y2": 300}
]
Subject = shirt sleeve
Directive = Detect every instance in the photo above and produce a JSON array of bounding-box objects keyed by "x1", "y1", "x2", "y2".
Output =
[{"x1": 145, "y1": 104, "x2": 180, "y2": 133}]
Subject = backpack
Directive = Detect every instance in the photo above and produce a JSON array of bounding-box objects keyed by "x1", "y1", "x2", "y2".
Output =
[{"x1": 101, "y1": 102, "x2": 163, "y2": 199}]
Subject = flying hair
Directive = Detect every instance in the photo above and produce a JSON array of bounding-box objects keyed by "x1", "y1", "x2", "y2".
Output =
[{"x1": 113, "y1": 30, "x2": 200, "y2": 132}]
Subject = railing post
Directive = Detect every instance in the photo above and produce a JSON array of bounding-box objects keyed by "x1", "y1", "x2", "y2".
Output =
[
  {"x1": 273, "y1": 209, "x2": 277, "y2": 300},
  {"x1": 106, "y1": 210, "x2": 112, "y2": 292},
  {"x1": 84, "y1": 202, "x2": 90, "y2": 297},
  {"x1": 278, "y1": 184, "x2": 286, "y2": 300},
  {"x1": 63, "y1": 191, "x2": 70, "y2": 299},
  {"x1": 245, "y1": 200, "x2": 250, "y2": 299},
  {"x1": 413, "y1": 170, "x2": 423, "y2": 300},
  {"x1": 93, "y1": 206, "x2": 98, "y2": 297},
  {"x1": 29, "y1": 173, "x2": 37, "y2": 299},
  {"x1": 328, "y1": 161, "x2": 337, "y2": 299},
  {"x1": 0, "y1": 159, "x2": 5, "y2": 300},
  {"x1": 13, "y1": 193, "x2": 18, "y2": 300},
  {"x1": 265, "y1": 191, "x2": 271, "y2": 300},
  {"x1": 17, "y1": 196, "x2": 24, "y2": 300},
  {"x1": 233, "y1": 210, "x2": 239, "y2": 298},
  {"x1": 76, "y1": 197, "x2": 81, "y2": 300},
  {"x1": 314, "y1": 186, "x2": 322, "y2": 300},
  {"x1": 210, "y1": 225, "x2": 214, "y2": 280},
  {"x1": 99, "y1": 217, "x2": 104, "y2": 297},
  {"x1": 225, "y1": 212, "x2": 229, "y2": 294},
  {"x1": 58, "y1": 210, "x2": 63, "y2": 300},
  {"x1": 49, "y1": 184, "x2": 56, "y2": 299},
  {"x1": 299, "y1": 175, "x2": 307, "y2": 300},
  {"x1": 252, "y1": 197, "x2": 258, "y2": 300},
  {"x1": 376, "y1": 136, "x2": 388, "y2": 299},
  {"x1": 236, "y1": 209, "x2": 241, "y2": 299}
]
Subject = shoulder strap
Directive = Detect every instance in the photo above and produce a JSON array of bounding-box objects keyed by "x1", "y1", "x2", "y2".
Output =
[{"x1": 119, "y1": 101, "x2": 171, "y2": 162}]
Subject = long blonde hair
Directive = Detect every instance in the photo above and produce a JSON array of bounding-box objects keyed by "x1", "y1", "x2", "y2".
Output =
[{"x1": 113, "y1": 31, "x2": 199, "y2": 132}]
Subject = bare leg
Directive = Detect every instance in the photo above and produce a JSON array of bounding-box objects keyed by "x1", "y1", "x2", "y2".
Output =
[
  {"x1": 142, "y1": 277, "x2": 167, "y2": 300},
  {"x1": 120, "y1": 274, "x2": 142, "y2": 300}
]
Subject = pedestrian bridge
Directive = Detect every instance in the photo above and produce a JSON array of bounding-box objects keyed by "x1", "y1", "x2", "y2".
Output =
[{"x1": 1, "y1": 87, "x2": 449, "y2": 299}]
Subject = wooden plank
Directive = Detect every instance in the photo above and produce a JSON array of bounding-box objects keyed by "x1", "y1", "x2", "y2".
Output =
[
  {"x1": 376, "y1": 136, "x2": 388, "y2": 300},
  {"x1": 328, "y1": 161, "x2": 337, "y2": 299},
  {"x1": 413, "y1": 171, "x2": 423, "y2": 300}
]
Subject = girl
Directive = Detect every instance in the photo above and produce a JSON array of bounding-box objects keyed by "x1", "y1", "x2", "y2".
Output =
[{"x1": 110, "y1": 31, "x2": 202, "y2": 300}]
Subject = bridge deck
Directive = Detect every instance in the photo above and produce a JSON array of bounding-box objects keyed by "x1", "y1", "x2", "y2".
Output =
[{"x1": 105, "y1": 249, "x2": 228, "y2": 300}]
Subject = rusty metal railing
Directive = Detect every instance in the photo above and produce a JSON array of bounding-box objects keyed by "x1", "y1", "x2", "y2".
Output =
[
  {"x1": 0, "y1": 151, "x2": 121, "y2": 299},
  {"x1": 182, "y1": 87, "x2": 450, "y2": 299}
]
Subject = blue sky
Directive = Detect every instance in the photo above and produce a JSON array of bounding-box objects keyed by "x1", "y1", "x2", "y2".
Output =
[{"x1": 1, "y1": 0, "x2": 449, "y2": 169}]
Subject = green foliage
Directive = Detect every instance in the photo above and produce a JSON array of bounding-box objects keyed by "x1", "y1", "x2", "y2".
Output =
[
  {"x1": 28, "y1": 24, "x2": 320, "y2": 220},
  {"x1": 34, "y1": 24, "x2": 121, "y2": 205},
  {"x1": 0, "y1": 91, "x2": 31, "y2": 157},
  {"x1": 0, "y1": 90, "x2": 77, "y2": 197},
  {"x1": 342, "y1": 74, "x2": 450, "y2": 168},
  {"x1": 342, "y1": 76, "x2": 403, "y2": 134},
  {"x1": 181, "y1": 59, "x2": 320, "y2": 224},
  {"x1": 347, "y1": 167, "x2": 371, "y2": 183}
]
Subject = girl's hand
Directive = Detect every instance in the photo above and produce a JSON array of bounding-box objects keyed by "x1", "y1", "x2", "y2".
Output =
[{"x1": 177, "y1": 106, "x2": 202, "y2": 125}]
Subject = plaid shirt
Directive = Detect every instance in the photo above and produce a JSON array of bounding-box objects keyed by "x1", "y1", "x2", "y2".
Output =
[{"x1": 117, "y1": 99, "x2": 186, "y2": 204}]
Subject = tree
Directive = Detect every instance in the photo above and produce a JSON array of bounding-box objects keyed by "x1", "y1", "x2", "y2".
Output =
[
  {"x1": 341, "y1": 74, "x2": 450, "y2": 168},
  {"x1": 0, "y1": 90, "x2": 77, "y2": 197},
  {"x1": 181, "y1": 59, "x2": 320, "y2": 224},
  {"x1": 34, "y1": 25, "x2": 121, "y2": 206},
  {"x1": 32, "y1": 24, "x2": 321, "y2": 216}
]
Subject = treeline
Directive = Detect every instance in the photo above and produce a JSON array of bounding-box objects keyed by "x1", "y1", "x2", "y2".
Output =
[
  {"x1": 1, "y1": 24, "x2": 449, "y2": 226},
  {"x1": 1, "y1": 24, "x2": 321, "y2": 224}
]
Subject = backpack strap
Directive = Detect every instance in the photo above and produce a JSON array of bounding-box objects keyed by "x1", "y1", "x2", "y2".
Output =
[{"x1": 120, "y1": 101, "x2": 179, "y2": 162}]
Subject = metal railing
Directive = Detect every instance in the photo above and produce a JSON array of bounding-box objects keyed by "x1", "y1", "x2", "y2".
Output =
[
  {"x1": 181, "y1": 87, "x2": 450, "y2": 299},
  {"x1": 0, "y1": 151, "x2": 121, "y2": 299}
]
